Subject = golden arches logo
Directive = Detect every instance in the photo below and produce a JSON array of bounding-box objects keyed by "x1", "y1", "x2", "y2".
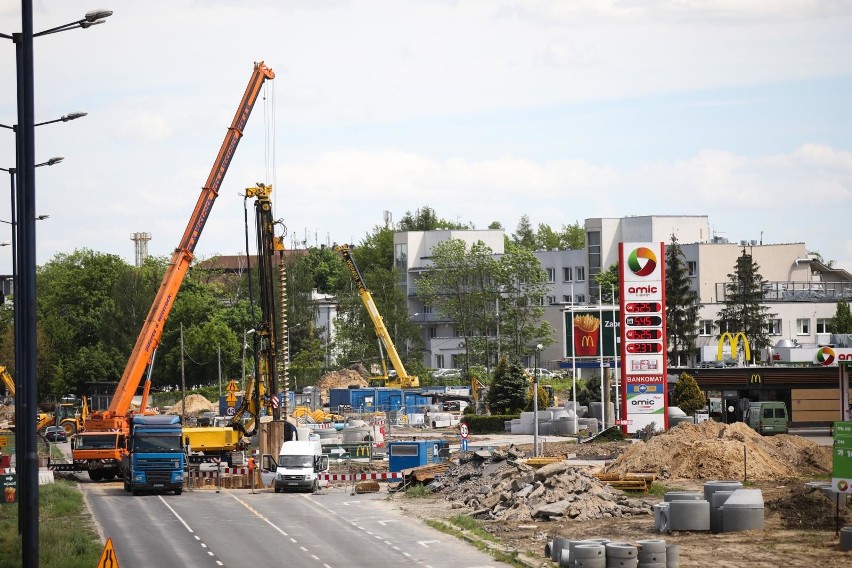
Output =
[
  {"x1": 718, "y1": 332, "x2": 751, "y2": 362},
  {"x1": 581, "y1": 336, "x2": 596, "y2": 348},
  {"x1": 749, "y1": 373, "x2": 762, "y2": 384},
  {"x1": 355, "y1": 445, "x2": 371, "y2": 458}
]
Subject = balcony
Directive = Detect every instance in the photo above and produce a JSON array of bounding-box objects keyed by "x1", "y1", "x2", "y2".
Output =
[{"x1": 714, "y1": 281, "x2": 852, "y2": 303}]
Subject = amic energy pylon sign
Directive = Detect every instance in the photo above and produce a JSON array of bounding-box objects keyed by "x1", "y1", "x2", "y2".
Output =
[{"x1": 618, "y1": 242, "x2": 668, "y2": 434}]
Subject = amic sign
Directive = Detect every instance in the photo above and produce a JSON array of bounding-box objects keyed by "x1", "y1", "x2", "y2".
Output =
[
  {"x1": 619, "y1": 242, "x2": 668, "y2": 434},
  {"x1": 833, "y1": 421, "x2": 852, "y2": 494}
]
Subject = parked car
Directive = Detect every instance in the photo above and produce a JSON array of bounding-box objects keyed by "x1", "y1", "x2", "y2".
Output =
[
  {"x1": 433, "y1": 368, "x2": 461, "y2": 379},
  {"x1": 44, "y1": 426, "x2": 67, "y2": 443},
  {"x1": 525, "y1": 368, "x2": 555, "y2": 380}
]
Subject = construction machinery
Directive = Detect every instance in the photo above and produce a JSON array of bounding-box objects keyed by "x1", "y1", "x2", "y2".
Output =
[
  {"x1": 336, "y1": 243, "x2": 420, "y2": 388},
  {"x1": 61, "y1": 61, "x2": 275, "y2": 482}
]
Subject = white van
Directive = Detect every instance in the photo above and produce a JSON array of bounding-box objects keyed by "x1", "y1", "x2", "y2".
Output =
[{"x1": 261, "y1": 440, "x2": 329, "y2": 493}]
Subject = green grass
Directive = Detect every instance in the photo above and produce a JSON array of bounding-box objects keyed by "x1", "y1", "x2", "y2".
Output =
[
  {"x1": 424, "y1": 518, "x2": 526, "y2": 568},
  {"x1": 403, "y1": 484, "x2": 430, "y2": 498},
  {"x1": 0, "y1": 480, "x2": 102, "y2": 568}
]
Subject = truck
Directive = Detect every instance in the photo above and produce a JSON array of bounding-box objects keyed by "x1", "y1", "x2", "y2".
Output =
[
  {"x1": 64, "y1": 61, "x2": 275, "y2": 483},
  {"x1": 261, "y1": 440, "x2": 329, "y2": 493},
  {"x1": 121, "y1": 414, "x2": 185, "y2": 495},
  {"x1": 744, "y1": 401, "x2": 788, "y2": 435},
  {"x1": 336, "y1": 243, "x2": 420, "y2": 388}
]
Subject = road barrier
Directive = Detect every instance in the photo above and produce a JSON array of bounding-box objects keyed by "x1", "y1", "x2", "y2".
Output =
[{"x1": 319, "y1": 472, "x2": 403, "y2": 482}]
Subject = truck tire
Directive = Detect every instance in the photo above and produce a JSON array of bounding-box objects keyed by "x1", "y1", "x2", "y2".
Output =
[
  {"x1": 132, "y1": 488, "x2": 140, "y2": 496},
  {"x1": 123, "y1": 478, "x2": 130, "y2": 492},
  {"x1": 89, "y1": 470, "x2": 103, "y2": 482},
  {"x1": 104, "y1": 473, "x2": 116, "y2": 481},
  {"x1": 174, "y1": 488, "x2": 182, "y2": 496}
]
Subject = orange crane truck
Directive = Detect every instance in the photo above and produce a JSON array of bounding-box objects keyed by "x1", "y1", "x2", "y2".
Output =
[{"x1": 54, "y1": 62, "x2": 275, "y2": 482}]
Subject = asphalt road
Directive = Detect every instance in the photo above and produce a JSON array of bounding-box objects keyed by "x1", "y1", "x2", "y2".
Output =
[{"x1": 82, "y1": 482, "x2": 510, "y2": 568}]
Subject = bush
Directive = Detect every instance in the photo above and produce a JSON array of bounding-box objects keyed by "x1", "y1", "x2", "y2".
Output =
[{"x1": 462, "y1": 414, "x2": 518, "y2": 434}]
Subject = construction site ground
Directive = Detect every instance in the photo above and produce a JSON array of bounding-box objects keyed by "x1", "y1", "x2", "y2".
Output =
[{"x1": 380, "y1": 422, "x2": 852, "y2": 568}]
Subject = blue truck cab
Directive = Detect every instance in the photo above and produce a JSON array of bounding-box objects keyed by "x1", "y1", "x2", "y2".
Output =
[{"x1": 121, "y1": 414, "x2": 185, "y2": 495}]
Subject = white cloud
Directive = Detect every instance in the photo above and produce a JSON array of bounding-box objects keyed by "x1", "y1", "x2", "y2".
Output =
[{"x1": 114, "y1": 112, "x2": 173, "y2": 142}]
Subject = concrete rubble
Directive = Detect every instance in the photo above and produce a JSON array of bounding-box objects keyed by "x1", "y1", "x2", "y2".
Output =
[{"x1": 440, "y1": 446, "x2": 653, "y2": 523}]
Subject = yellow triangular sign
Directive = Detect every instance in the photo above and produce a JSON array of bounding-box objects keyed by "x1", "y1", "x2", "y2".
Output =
[{"x1": 97, "y1": 537, "x2": 120, "y2": 568}]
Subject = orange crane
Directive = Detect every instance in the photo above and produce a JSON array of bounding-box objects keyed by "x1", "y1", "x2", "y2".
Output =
[{"x1": 64, "y1": 62, "x2": 275, "y2": 481}]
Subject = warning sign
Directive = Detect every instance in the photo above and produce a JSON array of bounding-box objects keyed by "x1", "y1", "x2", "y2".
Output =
[{"x1": 97, "y1": 537, "x2": 120, "y2": 568}]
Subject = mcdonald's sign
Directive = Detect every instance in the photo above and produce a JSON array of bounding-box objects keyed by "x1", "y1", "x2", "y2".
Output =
[
  {"x1": 355, "y1": 445, "x2": 371, "y2": 458},
  {"x1": 718, "y1": 332, "x2": 751, "y2": 363},
  {"x1": 749, "y1": 373, "x2": 762, "y2": 384}
]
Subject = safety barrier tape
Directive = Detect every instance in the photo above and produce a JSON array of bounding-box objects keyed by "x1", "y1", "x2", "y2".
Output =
[
  {"x1": 318, "y1": 472, "x2": 403, "y2": 482},
  {"x1": 187, "y1": 467, "x2": 250, "y2": 478}
]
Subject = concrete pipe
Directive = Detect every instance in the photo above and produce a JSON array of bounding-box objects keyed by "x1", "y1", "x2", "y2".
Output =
[
  {"x1": 668, "y1": 500, "x2": 711, "y2": 531},
  {"x1": 703, "y1": 480, "x2": 743, "y2": 503},
  {"x1": 665, "y1": 544, "x2": 680, "y2": 568},
  {"x1": 840, "y1": 526, "x2": 852, "y2": 552},
  {"x1": 636, "y1": 539, "x2": 667, "y2": 553},
  {"x1": 606, "y1": 558, "x2": 638, "y2": 568},
  {"x1": 573, "y1": 544, "x2": 606, "y2": 559},
  {"x1": 605, "y1": 543, "x2": 638, "y2": 559},
  {"x1": 663, "y1": 491, "x2": 703, "y2": 502},
  {"x1": 575, "y1": 558, "x2": 606, "y2": 568}
]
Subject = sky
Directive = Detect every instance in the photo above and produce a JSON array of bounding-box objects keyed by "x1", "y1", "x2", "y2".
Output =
[{"x1": 1, "y1": 1, "x2": 851, "y2": 275}]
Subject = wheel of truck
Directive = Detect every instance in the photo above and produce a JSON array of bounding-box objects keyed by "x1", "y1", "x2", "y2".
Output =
[
  {"x1": 103, "y1": 473, "x2": 116, "y2": 481},
  {"x1": 274, "y1": 486, "x2": 281, "y2": 494},
  {"x1": 132, "y1": 489, "x2": 140, "y2": 496},
  {"x1": 123, "y1": 478, "x2": 130, "y2": 492},
  {"x1": 174, "y1": 488, "x2": 182, "y2": 496},
  {"x1": 89, "y1": 470, "x2": 103, "y2": 482},
  {"x1": 61, "y1": 421, "x2": 77, "y2": 436}
]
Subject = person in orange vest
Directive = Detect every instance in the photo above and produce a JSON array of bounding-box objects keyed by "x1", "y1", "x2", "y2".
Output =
[{"x1": 247, "y1": 453, "x2": 257, "y2": 493}]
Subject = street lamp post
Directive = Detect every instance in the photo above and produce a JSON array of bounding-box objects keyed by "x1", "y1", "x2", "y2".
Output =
[
  {"x1": 2, "y1": 6, "x2": 110, "y2": 566},
  {"x1": 533, "y1": 343, "x2": 543, "y2": 457},
  {"x1": 242, "y1": 328, "x2": 256, "y2": 392}
]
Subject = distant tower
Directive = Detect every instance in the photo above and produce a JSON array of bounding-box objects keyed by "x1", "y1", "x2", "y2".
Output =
[{"x1": 131, "y1": 232, "x2": 152, "y2": 267}]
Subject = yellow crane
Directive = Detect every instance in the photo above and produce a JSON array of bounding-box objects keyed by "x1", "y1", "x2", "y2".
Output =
[{"x1": 336, "y1": 243, "x2": 419, "y2": 388}]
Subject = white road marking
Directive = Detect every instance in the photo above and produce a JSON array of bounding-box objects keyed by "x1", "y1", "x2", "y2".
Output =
[
  {"x1": 377, "y1": 520, "x2": 397, "y2": 526},
  {"x1": 418, "y1": 540, "x2": 440, "y2": 547}
]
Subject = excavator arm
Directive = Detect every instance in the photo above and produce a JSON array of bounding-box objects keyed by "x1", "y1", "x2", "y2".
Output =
[
  {"x1": 336, "y1": 244, "x2": 419, "y2": 388},
  {"x1": 0, "y1": 366, "x2": 13, "y2": 397},
  {"x1": 86, "y1": 62, "x2": 275, "y2": 432}
]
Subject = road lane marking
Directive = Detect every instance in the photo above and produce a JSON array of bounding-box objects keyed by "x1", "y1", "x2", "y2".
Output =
[
  {"x1": 418, "y1": 540, "x2": 440, "y2": 547},
  {"x1": 157, "y1": 495, "x2": 223, "y2": 565}
]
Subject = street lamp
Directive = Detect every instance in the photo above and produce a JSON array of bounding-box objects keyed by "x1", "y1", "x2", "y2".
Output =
[
  {"x1": 533, "y1": 343, "x2": 543, "y2": 457},
  {"x1": 2, "y1": 7, "x2": 110, "y2": 566}
]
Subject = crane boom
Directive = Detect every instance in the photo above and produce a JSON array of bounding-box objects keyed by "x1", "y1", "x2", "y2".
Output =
[
  {"x1": 90, "y1": 61, "x2": 275, "y2": 431},
  {"x1": 336, "y1": 243, "x2": 419, "y2": 388}
]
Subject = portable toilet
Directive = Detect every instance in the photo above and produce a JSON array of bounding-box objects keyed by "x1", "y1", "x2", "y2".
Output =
[{"x1": 388, "y1": 439, "x2": 449, "y2": 473}]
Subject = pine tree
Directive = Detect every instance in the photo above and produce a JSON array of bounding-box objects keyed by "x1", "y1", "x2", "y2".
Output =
[
  {"x1": 829, "y1": 300, "x2": 852, "y2": 334},
  {"x1": 669, "y1": 372, "x2": 705, "y2": 415},
  {"x1": 486, "y1": 356, "x2": 528, "y2": 414},
  {"x1": 715, "y1": 249, "x2": 776, "y2": 362},
  {"x1": 665, "y1": 234, "x2": 699, "y2": 366}
]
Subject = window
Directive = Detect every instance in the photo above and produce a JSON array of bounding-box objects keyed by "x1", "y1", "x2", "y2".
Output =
[
  {"x1": 536, "y1": 296, "x2": 545, "y2": 306},
  {"x1": 576, "y1": 267, "x2": 585, "y2": 281},
  {"x1": 699, "y1": 320, "x2": 713, "y2": 336},
  {"x1": 687, "y1": 261, "x2": 697, "y2": 277},
  {"x1": 816, "y1": 319, "x2": 830, "y2": 334},
  {"x1": 719, "y1": 320, "x2": 730, "y2": 334},
  {"x1": 563, "y1": 267, "x2": 573, "y2": 282},
  {"x1": 423, "y1": 305, "x2": 433, "y2": 314},
  {"x1": 796, "y1": 318, "x2": 810, "y2": 335},
  {"x1": 394, "y1": 243, "x2": 408, "y2": 272},
  {"x1": 562, "y1": 294, "x2": 572, "y2": 304},
  {"x1": 454, "y1": 327, "x2": 462, "y2": 337},
  {"x1": 547, "y1": 296, "x2": 556, "y2": 305},
  {"x1": 435, "y1": 354, "x2": 444, "y2": 368},
  {"x1": 428, "y1": 326, "x2": 437, "y2": 339},
  {"x1": 575, "y1": 294, "x2": 586, "y2": 304},
  {"x1": 546, "y1": 268, "x2": 556, "y2": 283},
  {"x1": 769, "y1": 319, "x2": 782, "y2": 335}
]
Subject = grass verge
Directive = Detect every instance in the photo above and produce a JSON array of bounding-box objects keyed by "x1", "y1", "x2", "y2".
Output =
[
  {"x1": 0, "y1": 480, "x2": 101, "y2": 568},
  {"x1": 424, "y1": 516, "x2": 531, "y2": 567}
]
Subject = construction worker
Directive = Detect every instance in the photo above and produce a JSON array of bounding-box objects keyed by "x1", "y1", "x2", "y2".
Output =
[{"x1": 247, "y1": 452, "x2": 257, "y2": 493}]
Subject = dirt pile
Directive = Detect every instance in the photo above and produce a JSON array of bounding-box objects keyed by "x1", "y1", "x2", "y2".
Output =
[
  {"x1": 767, "y1": 484, "x2": 852, "y2": 530},
  {"x1": 314, "y1": 368, "x2": 369, "y2": 401},
  {"x1": 439, "y1": 447, "x2": 652, "y2": 523},
  {"x1": 165, "y1": 394, "x2": 217, "y2": 415},
  {"x1": 606, "y1": 421, "x2": 832, "y2": 480}
]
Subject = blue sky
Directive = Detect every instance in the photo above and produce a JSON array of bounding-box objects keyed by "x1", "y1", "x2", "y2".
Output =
[{"x1": 1, "y1": 1, "x2": 851, "y2": 273}]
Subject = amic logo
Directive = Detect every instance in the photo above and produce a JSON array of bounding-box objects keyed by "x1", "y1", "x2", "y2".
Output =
[
  {"x1": 628, "y1": 247, "x2": 657, "y2": 277},
  {"x1": 816, "y1": 346, "x2": 835, "y2": 365}
]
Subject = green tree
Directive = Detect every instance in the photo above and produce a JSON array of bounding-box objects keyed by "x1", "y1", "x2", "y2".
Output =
[
  {"x1": 669, "y1": 372, "x2": 705, "y2": 415},
  {"x1": 666, "y1": 235, "x2": 699, "y2": 366},
  {"x1": 829, "y1": 300, "x2": 852, "y2": 334},
  {"x1": 497, "y1": 242, "x2": 554, "y2": 359},
  {"x1": 486, "y1": 356, "x2": 527, "y2": 414},
  {"x1": 715, "y1": 250, "x2": 776, "y2": 363},
  {"x1": 559, "y1": 221, "x2": 585, "y2": 250},
  {"x1": 577, "y1": 376, "x2": 601, "y2": 407},
  {"x1": 594, "y1": 263, "x2": 619, "y2": 304},
  {"x1": 398, "y1": 206, "x2": 471, "y2": 231},
  {"x1": 417, "y1": 239, "x2": 498, "y2": 372},
  {"x1": 512, "y1": 215, "x2": 537, "y2": 250},
  {"x1": 534, "y1": 220, "x2": 585, "y2": 251}
]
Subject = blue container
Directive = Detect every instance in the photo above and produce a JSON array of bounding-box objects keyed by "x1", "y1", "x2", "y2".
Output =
[
  {"x1": 388, "y1": 440, "x2": 450, "y2": 473},
  {"x1": 329, "y1": 388, "x2": 353, "y2": 411},
  {"x1": 375, "y1": 388, "x2": 403, "y2": 412}
]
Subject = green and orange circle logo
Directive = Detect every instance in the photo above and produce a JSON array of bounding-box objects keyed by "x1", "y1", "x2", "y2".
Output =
[
  {"x1": 837, "y1": 479, "x2": 849, "y2": 492},
  {"x1": 628, "y1": 247, "x2": 657, "y2": 277},
  {"x1": 816, "y1": 346, "x2": 835, "y2": 365}
]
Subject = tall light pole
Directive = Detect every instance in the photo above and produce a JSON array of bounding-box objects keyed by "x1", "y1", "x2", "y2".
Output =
[
  {"x1": 242, "y1": 328, "x2": 256, "y2": 391},
  {"x1": 1, "y1": 7, "x2": 110, "y2": 566},
  {"x1": 533, "y1": 343, "x2": 543, "y2": 457}
]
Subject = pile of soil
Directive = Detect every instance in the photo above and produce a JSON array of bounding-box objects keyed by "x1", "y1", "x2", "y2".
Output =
[
  {"x1": 0, "y1": 404, "x2": 13, "y2": 427},
  {"x1": 606, "y1": 421, "x2": 832, "y2": 480},
  {"x1": 314, "y1": 368, "x2": 369, "y2": 401},
  {"x1": 767, "y1": 484, "x2": 852, "y2": 530},
  {"x1": 165, "y1": 394, "x2": 217, "y2": 415}
]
